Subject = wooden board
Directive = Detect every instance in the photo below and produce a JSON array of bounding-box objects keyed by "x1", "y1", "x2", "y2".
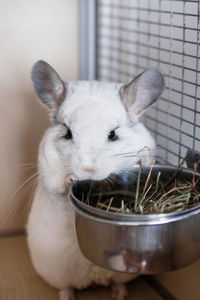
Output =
[{"x1": 0, "y1": 234, "x2": 162, "y2": 300}]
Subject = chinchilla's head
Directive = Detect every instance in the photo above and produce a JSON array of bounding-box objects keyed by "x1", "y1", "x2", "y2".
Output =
[{"x1": 31, "y1": 60, "x2": 164, "y2": 193}]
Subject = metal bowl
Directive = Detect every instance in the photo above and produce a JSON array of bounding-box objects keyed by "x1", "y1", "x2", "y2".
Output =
[{"x1": 70, "y1": 165, "x2": 200, "y2": 274}]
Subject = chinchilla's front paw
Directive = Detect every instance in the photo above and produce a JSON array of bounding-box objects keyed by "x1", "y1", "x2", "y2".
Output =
[{"x1": 66, "y1": 174, "x2": 78, "y2": 188}]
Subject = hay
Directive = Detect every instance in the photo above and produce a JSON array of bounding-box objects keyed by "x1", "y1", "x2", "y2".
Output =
[{"x1": 81, "y1": 157, "x2": 200, "y2": 214}]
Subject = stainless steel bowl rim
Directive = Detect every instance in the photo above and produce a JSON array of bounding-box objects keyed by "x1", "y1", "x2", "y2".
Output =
[
  {"x1": 70, "y1": 165, "x2": 200, "y2": 226},
  {"x1": 70, "y1": 192, "x2": 200, "y2": 225}
]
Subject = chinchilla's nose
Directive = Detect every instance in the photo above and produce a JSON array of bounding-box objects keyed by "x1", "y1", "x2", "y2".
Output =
[
  {"x1": 78, "y1": 150, "x2": 97, "y2": 174},
  {"x1": 82, "y1": 165, "x2": 96, "y2": 174},
  {"x1": 80, "y1": 157, "x2": 96, "y2": 174}
]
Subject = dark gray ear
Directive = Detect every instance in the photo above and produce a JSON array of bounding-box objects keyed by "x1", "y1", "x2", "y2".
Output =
[
  {"x1": 31, "y1": 60, "x2": 66, "y2": 109},
  {"x1": 121, "y1": 69, "x2": 164, "y2": 117}
]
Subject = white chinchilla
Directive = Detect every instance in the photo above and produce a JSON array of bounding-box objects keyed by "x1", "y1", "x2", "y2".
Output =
[{"x1": 27, "y1": 61, "x2": 164, "y2": 300}]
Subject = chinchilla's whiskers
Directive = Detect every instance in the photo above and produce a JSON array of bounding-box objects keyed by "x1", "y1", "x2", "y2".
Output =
[
  {"x1": 12, "y1": 155, "x2": 38, "y2": 165},
  {"x1": 17, "y1": 165, "x2": 38, "y2": 173},
  {"x1": 108, "y1": 173, "x2": 119, "y2": 183},
  {"x1": 4, "y1": 173, "x2": 39, "y2": 221},
  {"x1": 10, "y1": 160, "x2": 37, "y2": 170},
  {"x1": 13, "y1": 177, "x2": 38, "y2": 223},
  {"x1": 105, "y1": 174, "x2": 120, "y2": 187},
  {"x1": 19, "y1": 175, "x2": 40, "y2": 222},
  {"x1": 104, "y1": 177, "x2": 114, "y2": 186},
  {"x1": 12, "y1": 162, "x2": 37, "y2": 167},
  {"x1": 112, "y1": 146, "x2": 158, "y2": 158},
  {"x1": 2, "y1": 172, "x2": 39, "y2": 224},
  {"x1": 9, "y1": 159, "x2": 38, "y2": 174}
]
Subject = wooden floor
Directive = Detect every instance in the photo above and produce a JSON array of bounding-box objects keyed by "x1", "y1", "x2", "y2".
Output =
[{"x1": 0, "y1": 234, "x2": 163, "y2": 300}]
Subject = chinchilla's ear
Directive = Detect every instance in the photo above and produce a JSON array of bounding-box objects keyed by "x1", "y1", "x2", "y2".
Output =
[
  {"x1": 121, "y1": 69, "x2": 164, "y2": 118},
  {"x1": 31, "y1": 60, "x2": 66, "y2": 109}
]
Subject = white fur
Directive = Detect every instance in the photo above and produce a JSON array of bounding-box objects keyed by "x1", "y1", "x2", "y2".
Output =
[{"x1": 27, "y1": 77, "x2": 158, "y2": 298}]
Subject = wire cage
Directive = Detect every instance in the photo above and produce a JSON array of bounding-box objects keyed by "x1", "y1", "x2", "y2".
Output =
[{"x1": 80, "y1": 0, "x2": 200, "y2": 166}]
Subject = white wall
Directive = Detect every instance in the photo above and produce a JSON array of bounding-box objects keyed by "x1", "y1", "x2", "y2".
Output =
[{"x1": 0, "y1": 0, "x2": 80, "y2": 232}]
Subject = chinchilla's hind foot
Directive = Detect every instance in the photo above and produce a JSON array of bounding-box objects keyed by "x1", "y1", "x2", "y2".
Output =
[
  {"x1": 111, "y1": 283, "x2": 128, "y2": 300},
  {"x1": 59, "y1": 288, "x2": 75, "y2": 300}
]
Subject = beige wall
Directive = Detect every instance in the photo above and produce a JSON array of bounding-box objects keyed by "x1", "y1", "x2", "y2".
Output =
[{"x1": 0, "y1": 0, "x2": 80, "y2": 233}]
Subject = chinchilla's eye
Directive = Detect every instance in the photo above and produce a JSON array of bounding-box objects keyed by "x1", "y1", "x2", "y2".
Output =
[
  {"x1": 108, "y1": 130, "x2": 118, "y2": 141},
  {"x1": 64, "y1": 127, "x2": 72, "y2": 140}
]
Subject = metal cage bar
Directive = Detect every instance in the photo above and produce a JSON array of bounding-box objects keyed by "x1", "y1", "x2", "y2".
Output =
[{"x1": 80, "y1": 0, "x2": 97, "y2": 80}]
